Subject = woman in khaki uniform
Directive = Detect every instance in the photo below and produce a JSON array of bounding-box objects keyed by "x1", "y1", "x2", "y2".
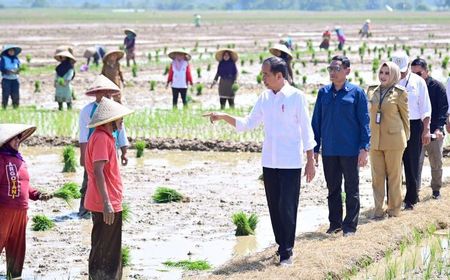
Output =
[
  {"x1": 101, "y1": 50, "x2": 125, "y2": 103},
  {"x1": 367, "y1": 61, "x2": 409, "y2": 218}
]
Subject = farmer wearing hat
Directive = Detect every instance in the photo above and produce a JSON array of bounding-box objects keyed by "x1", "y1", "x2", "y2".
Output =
[
  {"x1": 0, "y1": 124, "x2": 52, "y2": 278},
  {"x1": 392, "y1": 51, "x2": 431, "y2": 210},
  {"x1": 123, "y1": 28, "x2": 136, "y2": 67},
  {"x1": 269, "y1": 44, "x2": 294, "y2": 85},
  {"x1": 84, "y1": 97, "x2": 133, "y2": 280},
  {"x1": 101, "y1": 50, "x2": 125, "y2": 103},
  {"x1": 84, "y1": 46, "x2": 106, "y2": 67},
  {"x1": 211, "y1": 49, "x2": 238, "y2": 109},
  {"x1": 55, "y1": 45, "x2": 74, "y2": 56},
  {"x1": 166, "y1": 49, "x2": 193, "y2": 109},
  {"x1": 320, "y1": 28, "x2": 332, "y2": 50},
  {"x1": 0, "y1": 45, "x2": 22, "y2": 109},
  {"x1": 78, "y1": 75, "x2": 130, "y2": 218},
  {"x1": 335, "y1": 26, "x2": 346, "y2": 51},
  {"x1": 54, "y1": 50, "x2": 76, "y2": 111},
  {"x1": 359, "y1": 19, "x2": 371, "y2": 38}
]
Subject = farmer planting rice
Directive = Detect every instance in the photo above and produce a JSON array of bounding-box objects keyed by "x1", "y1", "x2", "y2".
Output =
[
  {"x1": 123, "y1": 28, "x2": 136, "y2": 67},
  {"x1": 0, "y1": 45, "x2": 22, "y2": 109},
  {"x1": 84, "y1": 97, "x2": 133, "y2": 279},
  {"x1": 166, "y1": 49, "x2": 194, "y2": 109},
  {"x1": 319, "y1": 27, "x2": 331, "y2": 50},
  {"x1": 269, "y1": 44, "x2": 294, "y2": 86},
  {"x1": 204, "y1": 57, "x2": 316, "y2": 266},
  {"x1": 84, "y1": 45, "x2": 106, "y2": 67},
  {"x1": 211, "y1": 49, "x2": 239, "y2": 109},
  {"x1": 54, "y1": 50, "x2": 76, "y2": 111},
  {"x1": 101, "y1": 50, "x2": 125, "y2": 103},
  {"x1": 78, "y1": 75, "x2": 130, "y2": 218},
  {"x1": 0, "y1": 124, "x2": 52, "y2": 279}
]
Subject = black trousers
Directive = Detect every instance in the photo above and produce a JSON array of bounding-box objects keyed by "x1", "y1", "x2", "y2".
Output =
[
  {"x1": 403, "y1": 120, "x2": 423, "y2": 205},
  {"x1": 172, "y1": 87, "x2": 187, "y2": 107},
  {"x1": 220, "y1": 98, "x2": 234, "y2": 109},
  {"x1": 263, "y1": 167, "x2": 301, "y2": 260},
  {"x1": 79, "y1": 169, "x2": 89, "y2": 216},
  {"x1": 89, "y1": 211, "x2": 123, "y2": 280},
  {"x1": 1, "y1": 79, "x2": 19, "y2": 109},
  {"x1": 322, "y1": 156, "x2": 360, "y2": 233}
]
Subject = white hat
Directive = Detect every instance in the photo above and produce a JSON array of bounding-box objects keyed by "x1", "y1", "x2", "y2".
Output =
[
  {"x1": 88, "y1": 97, "x2": 133, "y2": 128},
  {"x1": 269, "y1": 44, "x2": 292, "y2": 60},
  {"x1": 55, "y1": 45, "x2": 74, "y2": 56},
  {"x1": 366, "y1": 19, "x2": 371, "y2": 23},
  {"x1": 0, "y1": 124, "x2": 36, "y2": 147},
  {"x1": 85, "y1": 75, "x2": 121, "y2": 96},
  {"x1": 391, "y1": 51, "x2": 409, "y2": 72}
]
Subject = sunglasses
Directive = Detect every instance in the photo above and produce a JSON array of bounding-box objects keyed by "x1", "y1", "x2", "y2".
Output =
[{"x1": 327, "y1": 65, "x2": 344, "y2": 72}]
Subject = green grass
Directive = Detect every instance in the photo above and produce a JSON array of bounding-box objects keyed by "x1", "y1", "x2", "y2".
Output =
[
  {"x1": 232, "y1": 211, "x2": 258, "y2": 236},
  {"x1": 152, "y1": 187, "x2": 183, "y2": 203},
  {"x1": 53, "y1": 182, "x2": 81, "y2": 204},
  {"x1": 32, "y1": 214, "x2": 55, "y2": 231},
  {"x1": 122, "y1": 246, "x2": 131, "y2": 267},
  {"x1": 163, "y1": 259, "x2": 211, "y2": 271}
]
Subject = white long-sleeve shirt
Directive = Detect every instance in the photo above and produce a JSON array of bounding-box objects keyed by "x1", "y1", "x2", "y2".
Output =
[
  {"x1": 235, "y1": 84, "x2": 316, "y2": 169},
  {"x1": 398, "y1": 72, "x2": 432, "y2": 120}
]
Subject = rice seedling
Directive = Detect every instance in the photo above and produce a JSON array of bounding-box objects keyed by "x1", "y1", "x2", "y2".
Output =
[
  {"x1": 313, "y1": 58, "x2": 318, "y2": 65},
  {"x1": 32, "y1": 214, "x2": 55, "y2": 231},
  {"x1": 131, "y1": 64, "x2": 138, "y2": 77},
  {"x1": 26, "y1": 54, "x2": 32, "y2": 63},
  {"x1": 343, "y1": 50, "x2": 346, "y2": 56},
  {"x1": 259, "y1": 54, "x2": 264, "y2": 64},
  {"x1": 301, "y1": 61, "x2": 306, "y2": 67},
  {"x1": 354, "y1": 70, "x2": 360, "y2": 78},
  {"x1": 295, "y1": 69, "x2": 300, "y2": 75},
  {"x1": 302, "y1": 75, "x2": 307, "y2": 84},
  {"x1": 199, "y1": 53, "x2": 203, "y2": 60},
  {"x1": 53, "y1": 182, "x2": 81, "y2": 204},
  {"x1": 34, "y1": 80, "x2": 41, "y2": 93},
  {"x1": 57, "y1": 77, "x2": 65, "y2": 86},
  {"x1": 150, "y1": 80, "x2": 156, "y2": 91},
  {"x1": 62, "y1": 145, "x2": 76, "y2": 173},
  {"x1": 163, "y1": 65, "x2": 169, "y2": 75},
  {"x1": 163, "y1": 46, "x2": 168, "y2": 54},
  {"x1": 163, "y1": 259, "x2": 211, "y2": 271},
  {"x1": 359, "y1": 77, "x2": 365, "y2": 86},
  {"x1": 256, "y1": 73, "x2": 262, "y2": 84},
  {"x1": 231, "y1": 83, "x2": 239, "y2": 94},
  {"x1": 152, "y1": 187, "x2": 183, "y2": 203},
  {"x1": 249, "y1": 58, "x2": 254, "y2": 65},
  {"x1": 122, "y1": 202, "x2": 132, "y2": 223},
  {"x1": 296, "y1": 52, "x2": 300, "y2": 60},
  {"x1": 196, "y1": 67, "x2": 201, "y2": 78},
  {"x1": 399, "y1": 238, "x2": 408, "y2": 256},
  {"x1": 312, "y1": 88, "x2": 318, "y2": 95},
  {"x1": 122, "y1": 246, "x2": 131, "y2": 267},
  {"x1": 413, "y1": 228, "x2": 423, "y2": 246},
  {"x1": 240, "y1": 59, "x2": 245, "y2": 67},
  {"x1": 147, "y1": 52, "x2": 152, "y2": 62},
  {"x1": 420, "y1": 46, "x2": 425, "y2": 55},
  {"x1": 196, "y1": 83, "x2": 204, "y2": 96},
  {"x1": 372, "y1": 58, "x2": 380, "y2": 74},
  {"x1": 442, "y1": 56, "x2": 449, "y2": 69},
  {"x1": 135, "y1": 140, "x2": 145, "y2": 158},
  {"x1": 207, "y1": 63, "x2": 211, "y2": 71},
  {"x1": 232, "y1": 211, "x2": 258, "y2": 236}
]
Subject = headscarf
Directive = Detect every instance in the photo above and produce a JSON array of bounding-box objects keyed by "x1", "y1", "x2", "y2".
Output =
[
  {"x1": 56, "y1": 59, "x2": 74, "y2": 78},
  {"x1": 217, "y1": 57, "x2": 237, "y2": 80},
  {"x1": 0, "y1": 143, "x2": 24, "y2": 161},
  {"x1": 379, "y1": 61, "x2": 400, "y2": 91},
  {"x1": 173, "y1": 57, "x2": 187, "y2": 71}
]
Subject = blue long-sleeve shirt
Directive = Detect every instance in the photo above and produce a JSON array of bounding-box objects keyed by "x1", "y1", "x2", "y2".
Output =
[{"x1": 311, "y1": 80, "x2": 370, "y2": 157}]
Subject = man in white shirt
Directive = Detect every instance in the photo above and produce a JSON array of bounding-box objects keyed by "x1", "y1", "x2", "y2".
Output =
[
  {"x1": 204, "y1": 57, "x2": 316, "y2": 266},
  {"x1": 78, "y1": 75, "x2": 130, "y2": 218},
  {"x1": 392, "y1": 52, "x2": 432, "y2": 209}
]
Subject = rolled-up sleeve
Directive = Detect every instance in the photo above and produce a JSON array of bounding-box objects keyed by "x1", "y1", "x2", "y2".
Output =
[
  {"x1": 418, "y1": 78, "x2": 432, "y2": 120},
  {"x1": 236, "y1": 95, "x2": 263, "y2": 132},
  {"x1": 79, "y1": 107, "x2": 90, "y2": 143},
  {"x1": 298, "y1": 94, "x2": 316, "y2": 151},
  {"x1": 117, "y1": 126, "x2": 129, "y2": 148}
]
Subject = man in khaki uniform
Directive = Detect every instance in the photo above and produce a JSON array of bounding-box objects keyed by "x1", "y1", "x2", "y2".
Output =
[{"x1": 367, "y1": 61, "x2": 410, "y2": 218}]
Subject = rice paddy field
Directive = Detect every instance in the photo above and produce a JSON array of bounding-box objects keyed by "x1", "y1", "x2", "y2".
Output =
[{"x1": 0, "y1": 9, "x2": 449, "y2": 280}]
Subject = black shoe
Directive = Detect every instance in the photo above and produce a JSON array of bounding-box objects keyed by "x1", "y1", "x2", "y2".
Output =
[
  {"x1": 432, "y1": 191, "x2": 441, "y2": 200},
  {"x1": 326, "y1": 227, "x2": 342, "y2": 234},
  {"x1": 404, "y1": 203, "x2": 414, "y2": 210}
]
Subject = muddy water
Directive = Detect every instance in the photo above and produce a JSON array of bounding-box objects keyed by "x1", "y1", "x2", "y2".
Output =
[{"x1": 0, "y1": 147, "x2": 446, "y2": 279}]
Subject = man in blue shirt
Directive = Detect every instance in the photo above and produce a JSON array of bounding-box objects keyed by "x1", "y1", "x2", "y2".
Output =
[{"x1": 312, "y1": 55, "x2": 370, "y2": 237}]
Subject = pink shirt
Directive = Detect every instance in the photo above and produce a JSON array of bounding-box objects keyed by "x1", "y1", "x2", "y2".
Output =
[
  {"x1": 0, "y1": 154, "x2": 40, "y2": 209},
  {"x1": 84, "y1": 126, "x2": 123, "y2": 213}
]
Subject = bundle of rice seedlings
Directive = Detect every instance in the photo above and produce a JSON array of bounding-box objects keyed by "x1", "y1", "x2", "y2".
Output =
[
  {"x1": 232, "y1": 211, "x2": 258, "y2": 236},
  {"x1": 163, "y1": 260, "x2": 211, "y2": 271},
  {"x1": 53, "y1": 182, "x2": 81, "y2": 204},
  {"x1": 32, "y1": 215, "x2": 55, "y2": 231},
  {"x1": 135, "y1": 141, "x2": 145, "y2": 158},
  {"x1": 122, "y1": 202, "x2": 132, "y2": 223},
  {"x1": 122, "y1": 246, "x2": 131, "y2": 267},
  {"x1": 152, "y1": 187, "x2": 183, "y2": 203},
  {"x1": 62, "y1": 145, "x2": 76, "y2": 173}
]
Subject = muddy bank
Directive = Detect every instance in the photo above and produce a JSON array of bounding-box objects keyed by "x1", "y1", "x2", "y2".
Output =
[{"x1": 24, "y1": 135, "x2": 450, "y2": 155}]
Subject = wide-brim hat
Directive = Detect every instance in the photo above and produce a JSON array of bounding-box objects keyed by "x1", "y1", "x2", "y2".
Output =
[
  {"x1": 269, "y1": 44, "x2": 292, "y2": 60},
  {"x1": 88, "y1": 97, "x2": 134, "y2": 128},
  {"x1": 124, "y1": 28, "x2": 137, "y2": 36},
  {"x1": 54, "y1": 51, "x2": 77, "y2": 63},
  {"x1": 2, "y1": 45, "x2": 22, "y2": 56},
  {"x1": 0, "y1": 124, "x2": 36, "y2": 147},
  {"x1": 85, "y1": 75, "x2": 121, "y2": 96},
  {"x1": 168, "y1": 49, "x2": 191, "y2": 61},
  {"x1": 83, "y1": 47, "x2": 97, "y2": 58},
  {"x1": 103, "y1": 50, "x2": 124, "y2": 62},
  {"x1": 55, "y1": 45, "x2": 74, "y2": 55},
  {"x1": 215, "y1": 49, "x2": 238, "y2": 62}
]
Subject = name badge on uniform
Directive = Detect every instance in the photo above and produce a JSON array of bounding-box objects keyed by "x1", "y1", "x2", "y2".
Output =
[{"x1": 376, "y1": 111, "x2": 382, "y2": 124}]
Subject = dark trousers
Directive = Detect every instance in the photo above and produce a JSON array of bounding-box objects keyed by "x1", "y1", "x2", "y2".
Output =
[
  {"x1": 322, "y1": 156, "x2": 360, "y2": 233},
  {"x1": 263, "y1": 167, "x2": 301, "y2": 260},
  {"x1": 89, "y1": 211, "x2": 123, "y2": 280},
  {"x1": 172, "y1": 87, "x2": 187, "y2": 107},
  {"x1": 220, "y1": 98, "x2": 234, "y2": 109},
  {"x1": 403, "y1": 120, "x2": 423, "y2": 205},
  {"x1": 79, "y1": 169, "x2": 89, "y2": 216},
  {"x1": 58, "y1": 102, "x2": 72, "y2": 111},
  {"x1": 1, "y1": 79, "x2": 19, "y2": 109}
]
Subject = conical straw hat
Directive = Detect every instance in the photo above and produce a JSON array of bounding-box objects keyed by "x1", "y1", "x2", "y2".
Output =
[
  {"x1": 124, "y1": 28, "x2": 137, "y2": 36},
  {"x1": 103, "y1": 50, "x2": 124, "y2": 62},
  {"x1": 0, "y1": 124, "x2": 36, "y2": 147},
  {"x1": 83, "y1": 47, "x2": 97, "y2": 58},
  {"x1": 215, "y1": 49, "x2": 239, "y2": 62},
  {"x1": 88, "y1": 97, "x2": 134, "y2": 128},
  {"x1": 1, "y1": 45, "x2": 22, "y2": 56},
  {"x1": 168, "y1": 49, "x2": 191, "y2": 61},
  {"x1": 55, "y1": 45, "x2": 74, "y2": 55},
  {"x1": 54, "y1": 50, "x2": 77, "y2": 63},
  {"x1": 85, "y1": 75, "x2": 121, "y2": 96},
  {"x1": 269, "y1": 44, "x2": 293, "y2": 60}
]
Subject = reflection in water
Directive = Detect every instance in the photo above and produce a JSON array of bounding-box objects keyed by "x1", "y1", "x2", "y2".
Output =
[{"x1": 234, "y1": 235, "x2": 258, "y2": 256}]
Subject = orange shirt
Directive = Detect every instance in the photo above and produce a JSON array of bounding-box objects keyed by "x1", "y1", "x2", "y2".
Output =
[{"x1": 84, "y1": 126, "x2": 123, "y2": 213}]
